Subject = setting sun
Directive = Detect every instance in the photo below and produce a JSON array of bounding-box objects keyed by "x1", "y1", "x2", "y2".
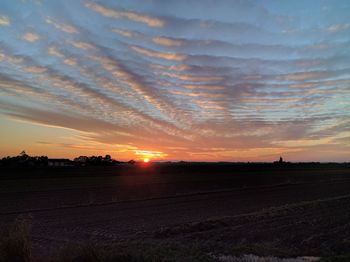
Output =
[{"x1": 143, "y1": 158, "x2": 150, "y2": 163}]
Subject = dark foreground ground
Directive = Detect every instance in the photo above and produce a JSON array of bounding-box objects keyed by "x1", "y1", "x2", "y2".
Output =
[{"x1": 0, "y1": 163, "x2": 349, "y2": 261}]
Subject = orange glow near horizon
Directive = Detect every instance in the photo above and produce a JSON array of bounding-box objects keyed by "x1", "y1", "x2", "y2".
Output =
[{"x1": 135, "y1": 150, "x2": 167, "y2": 162}]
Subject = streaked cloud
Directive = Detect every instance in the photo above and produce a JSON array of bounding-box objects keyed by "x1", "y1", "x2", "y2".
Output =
[
  {"x1": 169, "y1": 90, "x2": 224, "y2": 98},
  {"x1": 130, "y1": 45, "x2": 187, "y2": 61},
  {"x1": 85, "y1": 2, "x2": 165, "y2": 27},
  {"x1": 151, "y1": 63, "x2": 192, "y2": 72},
  {"x1": 161, "y1": 72, "x2": 223, "y2": 82},
  {"x1": 112, "y1": 28, "x2": 140, "y2": 38},
  {"x1": 183, "y1": 84, "x2": 225, "y2": 90},
  {"x1": 153, "y1": 37, "x2": 183, "y2": 47},
  {"x1": 46, "y1": 17, "x2": 79, "y2": 34},
  {"x1": 279, "y1": 72, "x2": 324, "y2": 81}
]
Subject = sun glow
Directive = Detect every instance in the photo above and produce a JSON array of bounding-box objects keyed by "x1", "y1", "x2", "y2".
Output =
[{"x1": 135, "y1": 150, "x2": 167, "y2": 162}]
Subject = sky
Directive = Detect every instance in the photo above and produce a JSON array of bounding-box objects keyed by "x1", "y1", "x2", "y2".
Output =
[{"x1": 0, "y1": 0, "x2": 349, "y2": 162}]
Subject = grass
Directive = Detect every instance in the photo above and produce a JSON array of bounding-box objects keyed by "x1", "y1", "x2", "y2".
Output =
[{"x1": 0, "y1": 216, "x2": 32, "y2": 262}]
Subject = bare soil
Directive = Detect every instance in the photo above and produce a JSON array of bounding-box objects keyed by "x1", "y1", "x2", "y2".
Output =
[{"x1": 0, "y1": 164, "x2": 349, "y2": 260}]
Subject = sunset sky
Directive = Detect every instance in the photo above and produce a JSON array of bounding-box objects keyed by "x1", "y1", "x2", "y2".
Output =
[{"x1": 0, "y1": 0, "x2": 349, "y2": 162}]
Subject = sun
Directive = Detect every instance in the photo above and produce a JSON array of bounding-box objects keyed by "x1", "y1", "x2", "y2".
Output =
[{"x1": 143, "y1": 158, "x2": 150, "y2": 163}]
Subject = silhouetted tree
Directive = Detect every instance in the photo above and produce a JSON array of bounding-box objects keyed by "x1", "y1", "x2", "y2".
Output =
[
  {"x1": 0, "y1": 152, "x2": 48, "y2": 167},
  {"x1": 104, "y1": 155, "x2": 111, "y2": 161},
  {"x1": 72, "y1": 155, "x2": 120, "y2": 166}
]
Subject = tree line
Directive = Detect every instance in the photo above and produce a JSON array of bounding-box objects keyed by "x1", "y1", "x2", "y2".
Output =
[{"x1": 0, "y1": 151, "x2": 135, "y2": 167}]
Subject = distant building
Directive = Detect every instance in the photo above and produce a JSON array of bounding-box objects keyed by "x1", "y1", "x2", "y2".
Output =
[{"x1": 48, "y1": 159, "x2": 72, "y2": 167}]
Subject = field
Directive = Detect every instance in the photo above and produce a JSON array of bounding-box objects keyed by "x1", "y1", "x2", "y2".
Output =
[{"x1": 0, "y1": 163, "x2": 350, "y2": 261}]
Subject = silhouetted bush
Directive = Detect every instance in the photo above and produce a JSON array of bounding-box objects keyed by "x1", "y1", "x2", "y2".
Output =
[{"x1": 0, "y1": 216, "x2": 32, "y2": 262}]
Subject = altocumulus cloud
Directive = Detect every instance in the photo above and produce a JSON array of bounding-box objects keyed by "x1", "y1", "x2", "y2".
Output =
[{"x1": 0, "y1": 0, "x2": 349, "y2": 161}]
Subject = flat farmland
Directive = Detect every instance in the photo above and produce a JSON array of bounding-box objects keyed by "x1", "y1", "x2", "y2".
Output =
[{"x1": 0, "y1": 163, "x2": 350, "y2": 261}]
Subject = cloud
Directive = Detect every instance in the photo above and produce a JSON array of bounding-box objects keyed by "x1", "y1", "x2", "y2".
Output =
[
  {"x1": 63, "y1": 58, "x2": 77, "y2": 66},
  {"x1": 24, "y1": 66, "x2": 47, "y2": 73},
  {"x1": 183, "y1": 84, "x2": 225, "y2": 90},
  {"x1": 134, "y1": 150, "x2": 168, "y2": 158},
  {"x1": 279, "y1": 72, "x2": 324, "y2": 81},
  {"x1": 0, "y1": 50, "x2": 25, "y2": 65},
  {"x1": 85, "y1": 2, "x2": 165, "y2": 27},
  {"x1": 130, "y1": 45, "x2": 187, "y2": 61},
  {"x1": 151, "y1": 63, "x2": 191, "y2": 72},
  {"x1": 0, "y1": 102, "x2": 128, "y2": 135},
  {"x1": 194, "y1": 100, "x2": 225, "y2": 110},
  {"x1": 48, "y1": 46, "x2": 77, "y2": 66},
  {"x1": 0, "y1": 15, "x2": 10, "y2": 26},
  {"x1": 327, "y1": 23, "x2": 350, "y2": 33},
  {"x1": 112, "y1": 28, "x2": 141, "y2": 38},
  {"x1": 152, "y1": 36, "x2": 183, "y2": 47},
  {"x1": 46, "y1": 18, "x2": 79, "y2": 34},
  {"x1": 22, "y1": 32, "x2": 40, "y2": 42},
  {"x1": 68, "y1": 41, "x2": 95, "y2": 50},
  {"x1": 48, "y1": 46, "x2": 64, "y2": 58},
  {"x1": 169, "y1": 90, "x2": 224, "y2": 98},
  {"x1": 289, "y1": 83, "x2": 316, "y2": 88},
  {"x1": 170, "y1": 64, "x2": 192, "y2": 71},
  {"x1": 241, "y1": 75, "x2": 263, "y2": 80},
  {"x1": 0, "y1": 74, "x2": 96, "y2": 115},
  {"x1": 306, "y1": 43, "x2": 330, "y2": 50},
  {"x1": 161, "y1": 72, "x2": 223, "y2": 82},
  {"x1": 89, "y1": 54, "x2": 193, "y2": 129},
  {"x1": 1, "y1": 1, "x2": 349, "y2": 161}
]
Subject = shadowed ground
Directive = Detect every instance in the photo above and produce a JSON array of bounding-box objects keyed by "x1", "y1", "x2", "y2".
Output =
[{"x1": 0, "y1": 163, "x2": 349, "y2": 260}]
